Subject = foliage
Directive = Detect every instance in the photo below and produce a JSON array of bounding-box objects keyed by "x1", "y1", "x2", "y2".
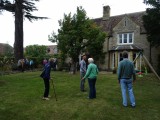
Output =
[
  {"x1": 25, "y1": 45, "x2": 47, "y2": 58},
  {"x1": 0, "y1": 56, "x2": 14, "y2": 72},
  {"x1": 0, "y1": 0, "x2": 47, "y2": 21},
  {"x1": 0, "y1": 44, "x2": 13, "y2": 57},
  {"x1": 0, "y1": 0, "x2": 48, "y2": 61},
  {"x1": 0, "y1": 71, "x2": 160, "y2": 120},
  {"x1": 49, "y1": 6, "x2": 106, "y2": 70},
  {"x1": 25, "y1": 45, "x2": 52, "y2": 67},
  {"x1": 143, "y1": 0, "x2": 160, "y2": 47}
]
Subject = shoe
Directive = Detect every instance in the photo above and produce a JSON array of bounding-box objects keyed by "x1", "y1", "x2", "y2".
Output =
[
  {"x1": 48, "y1": 95, "x2": 51, "y2": 98},
  {"x1": 87, "y1": 97, "x2": 94, "y2": 99},
  {"x1": 81, "y1": 90, "x2": 86, "y2": 92},
  {"x1": 131, "y1": 105, "x2": 136, "y2": 108},
  {"x1": 42, "y1": 97, "x2": 49, "y2": 100}
]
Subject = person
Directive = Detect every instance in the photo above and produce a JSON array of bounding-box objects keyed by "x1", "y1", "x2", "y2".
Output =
[
  {"x1": 17, "y1": 59, "x2": 25, "y2": 72},
  {"x1": 24, "y1": 58, "x2": 29, "y2": 70},
  {"x1": 79, "y1": 54, "x2": 87, "y2": 92},
  {"x1": 43, "y1": 58, "x2": 48, "y2": 67},
  {"x1": 29, "y1": 59, "x2": 34, "y2": 70},
  {"x1": 41, "y1": 58, "x2": 54, "y2": 100},
  {"x1": 82, "y1": 58, "x2": 99, "y2": 99},
  {"x1": 117, "y1": 51, "x2": 136, "y2": 108}
]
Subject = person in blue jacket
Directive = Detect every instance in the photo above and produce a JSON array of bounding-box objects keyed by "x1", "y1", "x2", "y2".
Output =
[{"x1": 42, "y1": 58, "x2": 54, "y2": 100}]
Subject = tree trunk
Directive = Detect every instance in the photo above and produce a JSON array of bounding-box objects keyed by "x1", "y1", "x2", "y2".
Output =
[
  {"x1": 73, "y1": 62, "x2": 77, "y2": 74},
  {"x1": 149, "y1": 43, "x2": 152, "y2": 65},
  {"x1": 14, "y1": 0, "x2": 23, "y2": 62}
]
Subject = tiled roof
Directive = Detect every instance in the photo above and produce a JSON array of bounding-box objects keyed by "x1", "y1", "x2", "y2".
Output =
[
  {"x1": 93, "y1": 11, "x2": 146, "y2": 36},
  {"x1": 110, "y1": 45, "x2": 143, "y2": 51}
]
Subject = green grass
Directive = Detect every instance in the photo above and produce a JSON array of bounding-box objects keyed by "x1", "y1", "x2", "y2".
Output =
[{"x1": 0, "y1": 71, "x2": 160, "y2": 120}]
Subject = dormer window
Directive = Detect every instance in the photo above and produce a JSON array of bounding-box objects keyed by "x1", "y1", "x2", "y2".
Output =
[{"x1": 118, "y1": 33, "x2": 134, "y2": 44}]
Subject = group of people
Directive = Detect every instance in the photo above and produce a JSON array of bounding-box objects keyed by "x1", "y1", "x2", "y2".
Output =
[
  {"x1": 17, "y1": 58, "x2": 34, "y2": 72},
  {"x1": 40, "y1": 51, "x2": 136, "y2": 108}
]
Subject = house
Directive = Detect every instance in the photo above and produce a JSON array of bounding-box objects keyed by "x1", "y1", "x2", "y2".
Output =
[
  {"x1": 46, "y1": 45, "x2": 58, "y2": 55},
  {"x1": 93, "y1": 5, "x2": 160, "y2": 71},
  {"x1": 0, "y1": 43, "x2": 13, "y2": 55}
]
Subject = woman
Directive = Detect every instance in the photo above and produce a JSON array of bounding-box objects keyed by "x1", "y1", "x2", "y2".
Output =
[
  {"x1": 82, "y1": 58, "x2": 99, "y2": 99},
  {"x1": 41, "y1": 58, "x2": 54, "y2": 100}
]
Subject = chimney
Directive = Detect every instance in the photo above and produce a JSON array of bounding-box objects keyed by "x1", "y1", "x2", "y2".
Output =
[{"x1": 103, "y1": 5, "x2": 110, "y2": 20}]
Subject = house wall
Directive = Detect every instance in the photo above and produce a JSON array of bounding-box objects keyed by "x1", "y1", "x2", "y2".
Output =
[
  {"x1": 98, "y1": 38, "x2": 108, "y2": 70},
  {"x1": 99, "y1": 15, "x2": 159, "y2": 72}
]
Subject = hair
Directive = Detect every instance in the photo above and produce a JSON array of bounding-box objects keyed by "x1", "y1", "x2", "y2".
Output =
[
  {"x1": 49, "y1": 58, "x2": 54, "y2": 62},
  {"x1": 122, "y1": 51, "x2": 128, "y2": 58},
  {"x1": 88, "y1": 58, "x2": 94, "y2": 63}
]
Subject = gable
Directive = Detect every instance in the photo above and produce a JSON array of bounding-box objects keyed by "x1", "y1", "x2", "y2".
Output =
[
  {"x1": 93, "y1": 11, "x2": 146, "y2": 36},
  {"x1": 113, "y1": 15, "x2": 140, "y2": 32}
]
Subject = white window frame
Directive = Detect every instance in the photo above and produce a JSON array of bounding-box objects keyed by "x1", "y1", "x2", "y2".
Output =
[{"x1": 117, "y1": 33, "x2": 134, "y2": 45}]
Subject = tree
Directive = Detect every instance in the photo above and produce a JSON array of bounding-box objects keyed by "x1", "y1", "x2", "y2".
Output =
[
  {"x1": 143, "y1": 0, "x2": 160, "y2": 47},
  {"x1": 0, "y1": 0, "x2": 47, "y2": 62},
  {"x1": 25, "y1": 45, "x2": 47, "y2": 57},
  {"x1": 25, "y1": 45, "x2": 49, "y2": 67},
  {"x1": 3, "y1": 44, "x2": 13, "y2": 57},
  {"x1": 49, "y1": 6, "x2": 106, "y2": 74}
]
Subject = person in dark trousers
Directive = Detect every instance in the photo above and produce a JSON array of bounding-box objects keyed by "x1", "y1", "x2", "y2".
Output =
[
  {"x1": 118, "y1": 51, "x2": 136, "y2": 108},
  {"x1": 82, "y1": 58, "x2": 99, "y2": 99},
  {"x1": 41, "y1": 58, "x2": 54, "y2": 100},
  {"x1": 80, "y1": 54, "x2": 87, "y2": 92}
]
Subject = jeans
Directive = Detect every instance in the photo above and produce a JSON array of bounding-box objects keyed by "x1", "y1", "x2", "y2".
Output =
[
  {"x1": 80, "y1": 72, "x2": 85, "y2": 91},
  {"x1": 88, "y1": 78, "x2": 96, "y2": 99},
  {"x1": 43, "y1": 78, "x2": 50, "y2": 97},
  {"x1": 120, "y1": 78, "x2": 135, "y2": 107}
]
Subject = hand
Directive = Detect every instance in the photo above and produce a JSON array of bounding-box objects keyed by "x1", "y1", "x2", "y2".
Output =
[{"x1": 81, "y1": 77, "x2": 84, "y2": 80}]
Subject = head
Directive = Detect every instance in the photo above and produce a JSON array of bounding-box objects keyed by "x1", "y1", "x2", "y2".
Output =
[
  {"x1": 82, "y1": 54, "x2": 86, "y2": 60},
  {"x1": 49, "y1": 58, "x2": 54, "y2": 63},
  {"x1": 88, "y1": 58, "x2": 94, "y2": 64},
  {"x1": 122, "y1": 51, "x2": 128, "y2": 58}
]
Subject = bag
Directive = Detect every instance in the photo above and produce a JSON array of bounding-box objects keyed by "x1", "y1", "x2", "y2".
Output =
[{"x1": 40, "y1": 70, "x2": 45, "y2": 78}]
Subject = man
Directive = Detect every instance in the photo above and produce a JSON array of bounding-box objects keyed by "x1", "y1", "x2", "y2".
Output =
[
  {"x1": 80, "y1": 54, "x2": 87, "y2": 92},
  {"x1": 118, "y1": 51, "x2": 136, "y2": 108},
  {"x1": 41, "y1": 58, "x2": 54, "y2": 100}
]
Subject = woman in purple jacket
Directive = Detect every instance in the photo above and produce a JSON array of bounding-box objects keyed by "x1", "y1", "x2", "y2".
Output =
[{"x1": 42, "y1": 58, "x2": 54, "y2": 100}]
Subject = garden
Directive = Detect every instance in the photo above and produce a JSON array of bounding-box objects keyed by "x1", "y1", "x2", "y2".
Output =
[{"x1": 0, "y1": 71, "x2": 160, "y2": 120}]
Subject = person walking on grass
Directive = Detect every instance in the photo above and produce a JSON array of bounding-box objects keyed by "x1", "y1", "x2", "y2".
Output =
[
  {"x1": 80, "y1": 54, "x2": 87, "y2": 92},
  {"x1": 41, "y1": 58, "x2": 54, "y2": 100},
  {"x1": 118, "y1": 51, "x2": 136, "y2": 108},
  {"x1": 82, "y1": 58, "x2": 99, "y2": 99}
]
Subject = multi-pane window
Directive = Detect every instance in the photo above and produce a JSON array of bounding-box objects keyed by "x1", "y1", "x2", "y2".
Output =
[{"x1": 118, "y1": 33, "x2": 134, "y2": 44}]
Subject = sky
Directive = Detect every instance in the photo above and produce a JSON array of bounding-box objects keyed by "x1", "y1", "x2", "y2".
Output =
[{"x1": 0, "y1": 0, "x2": 148, "y2": 47}]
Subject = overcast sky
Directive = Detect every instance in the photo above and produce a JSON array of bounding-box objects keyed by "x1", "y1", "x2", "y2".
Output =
[{"x1": 0, "y1": 0, "x2": 147, "y2": 47}]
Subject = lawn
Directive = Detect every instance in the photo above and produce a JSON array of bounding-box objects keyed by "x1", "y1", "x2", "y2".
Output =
[{"x1": 0, "y1": 71, "x2": 160, "y2": 120}]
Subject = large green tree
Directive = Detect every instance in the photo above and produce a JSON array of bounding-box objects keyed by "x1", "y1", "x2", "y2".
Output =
[
  {"x1": 0, "y1": 0, "x2": 47, "y2": 61},
  {"x1": 49, "y1": 6, "x2": 106, "y2": 73},
  {"x1": 25, "y1": 45, "x2": 47, "y2": 57},
  {"x1": 143, "y1": 0, "x2": 160, "y2": 47}
]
